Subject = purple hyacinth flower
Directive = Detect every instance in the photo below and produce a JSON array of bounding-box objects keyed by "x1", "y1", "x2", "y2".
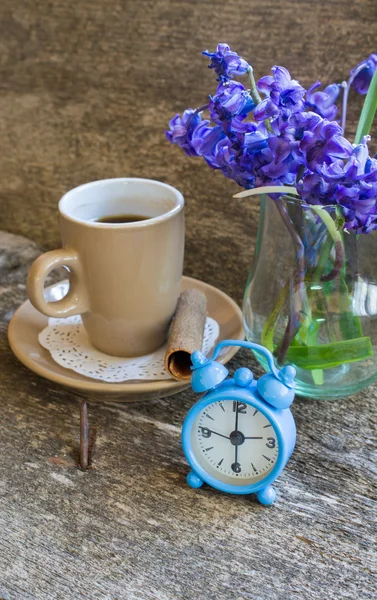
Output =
[
  {"x1": 363, "y1": 155, "x2": 377, "y2": 183},
  {"x1": 259, "y1": 137, "x2": 301, "y2": 183},
  {"x1": 240, "y1": 121, "x2": 269, "y2": 156},
  {"x1": 350, "y1": 54, "x2": 377, "y2": 95},
  {"x1": 254, "y1": 66, "x2": 306, "y2": 121},
  {"x1": 257, "y1": 66, "x2": 291, "y2": 95},
  {"x1": 300, "y1": 119, "x2": 353, "y2": 171},
  {"x1": 337, "y1": 183, "x2": 377, "y2": 234},
  {"x1": 190, "y1": 122, "x2": 226, "y2": 156},
  {"x1": 349, "y1": 141, "x2": 377, "y2": 183},
  {"x1": 252, "y1": 97, "x2": 280, "y2": 121},
  {"x1": 273, "y1": 112, "x2": 322, "y2": 153},
  {"x1": 297, "y1": 172, "x2": 336, "y2": 206},
  {"x1": 204, "y1": 136, "x2": 235, "y2": 169},
  {"x1": 244, "y1": 129, "x2": 269, "y2": 152},
  {"x1": 305, "y1": 81, "x2": 340, "y2": 120},
  {"x1": 319, "y1": 137, "x2": 370, "y2": 182},
  {"x1": 209, "y1": 81, "x2": 255, "y2": 126},
  {"x1": 205, "y1": 137, "x2": 255, "y2": 188},
  {"x1": 166, "y1": 109, "x2": 202, "y2": 156},
  {"x1": 287, "y1": 110, "x2": 323, "y2": 132},
  {"x1": 222, "y1": 117, "x2": 258, "y2": 140},
  {"x1": 202, "y1": 44, "x2": 250, "y2": 81},
  {"x1": 223, "y1": 118, "x2": 259, "y2": 153}
]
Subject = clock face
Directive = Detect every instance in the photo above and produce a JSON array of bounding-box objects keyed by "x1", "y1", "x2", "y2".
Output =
[{"x1": 190, "y1": 398, "x2": 279, "y2": 487}]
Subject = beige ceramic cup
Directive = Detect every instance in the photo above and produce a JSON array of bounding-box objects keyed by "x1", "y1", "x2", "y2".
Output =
[{"x1": 27, "y1": 178, "x2": 185, "y2": 357}]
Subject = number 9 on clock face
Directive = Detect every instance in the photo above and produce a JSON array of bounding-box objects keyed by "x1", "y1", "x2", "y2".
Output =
[{"x1": 191, "y1": 400, "x2": 279, "y2": 487}]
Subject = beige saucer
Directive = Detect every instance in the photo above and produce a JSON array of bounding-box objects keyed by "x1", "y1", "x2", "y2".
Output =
[{"x1": 8, "y1": 276, "x2": 244, "y2": 402}]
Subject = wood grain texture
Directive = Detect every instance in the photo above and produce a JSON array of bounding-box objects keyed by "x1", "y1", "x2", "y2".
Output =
[
  {"x1": 0, "y1": 0, "x2": 376, "y2": 303},
  {"x1": 1, "y1": 240, "x2": 377, "y2": 599},
  {"x1": 0, "y1": 0, "x2": 376, "y2": 597}
]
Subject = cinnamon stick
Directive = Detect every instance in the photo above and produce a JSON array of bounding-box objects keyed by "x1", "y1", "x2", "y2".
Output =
[{"x1": 164, "y1": 289, "x2": 207, "y2": 380}]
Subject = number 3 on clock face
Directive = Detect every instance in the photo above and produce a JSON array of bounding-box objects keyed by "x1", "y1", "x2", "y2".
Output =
[{"x1": 191, "y1": 400, "x2": 279, "y2": 487}]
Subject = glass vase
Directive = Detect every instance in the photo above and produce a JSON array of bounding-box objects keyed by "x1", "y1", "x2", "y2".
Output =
[{"x1": 243, "y1": 194, "x2": 377, "y2": 399}]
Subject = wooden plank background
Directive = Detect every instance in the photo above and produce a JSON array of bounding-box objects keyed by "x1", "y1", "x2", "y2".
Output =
[{"x1": 0, "y1": 0, "x2": 376, "y2": 301}]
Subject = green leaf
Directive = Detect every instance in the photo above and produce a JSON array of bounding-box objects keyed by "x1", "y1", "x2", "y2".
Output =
[
  {"x1": 285, "y1": 336, "x2": 373, "y2": 370},
  {"x1": 311, "y1": 369, "x2": 324, "y2": 385},
  {"x1": 355, "y1": 68, "x2": 377, "y2": 144}
]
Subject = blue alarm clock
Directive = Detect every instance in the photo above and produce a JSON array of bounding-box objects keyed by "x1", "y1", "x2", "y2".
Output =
[{"x1": 181, "y1": 340, "x2": 296, "y2": 505}]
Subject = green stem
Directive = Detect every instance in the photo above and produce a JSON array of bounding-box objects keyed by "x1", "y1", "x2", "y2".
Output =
[
  {"x1": 311, "y1": 206, "x2": 343, "y2": 247},
  {"x1": 274, "y1": 199, "x2": 305, "y2": 364},
  {"x1": 247, "y1": 66, "x2": 273, "y2": 133},
  {"x1": 262, "y1": 282, "x2": 290, "y2": 352},
  {"x1": 305, "y1": 234, "x2": 337, "y2": 346},
  {"x1": 312, "y1": 236, "x2": 333, "y2": 280},
  {"x1": 311, "y1": 206, "x2": 345, "y2": 282},
  {"x1": 247, "y1": 66, "x2": 262, "y2": 104},
  {"x1": 262, "y1": 202, "x2": 345, "y2": 366},
  {"x1": 355, "y1": 67, "x2": 377, "y2": 144}
]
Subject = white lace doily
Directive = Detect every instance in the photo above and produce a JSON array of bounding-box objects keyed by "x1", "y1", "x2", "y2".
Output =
[{"x1": 39, "y1": 315, "x2": 220, "y2": 382}]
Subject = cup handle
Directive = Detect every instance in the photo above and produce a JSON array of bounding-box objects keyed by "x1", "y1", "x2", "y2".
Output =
[{"x1": 27, "y1": 248, "x2": 88, "y2": 318}]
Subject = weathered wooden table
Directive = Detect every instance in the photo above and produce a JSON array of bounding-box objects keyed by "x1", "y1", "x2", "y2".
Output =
[
  {"x1": 1, "y1": 232, "x2": 376, "y2": 600},
  {"x1": 1, "y1": 0, "x2": 377, "y2": 597}
]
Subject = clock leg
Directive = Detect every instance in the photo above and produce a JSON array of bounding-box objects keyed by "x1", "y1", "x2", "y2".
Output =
[
  {"x1": 257, "y1": 485, "x2": 276, "y2": 506},
  {"x1": 186, "y1": 471, "x2": 204, "y2": 489}
]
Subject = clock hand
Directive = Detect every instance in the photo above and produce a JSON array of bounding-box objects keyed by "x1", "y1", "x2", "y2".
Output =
[
  {"x1": 234, "y1": 401, "x2": 239, "y2": 468},
  {"x1": 244, "y1": 437, "x2": 263, "y2": 439},
  {"x1": 209, "y1": 430, "x2": 230, "y2": 440},
  {"x1": 200, "y1": 427, "x2": 230, "y2": 440}
]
